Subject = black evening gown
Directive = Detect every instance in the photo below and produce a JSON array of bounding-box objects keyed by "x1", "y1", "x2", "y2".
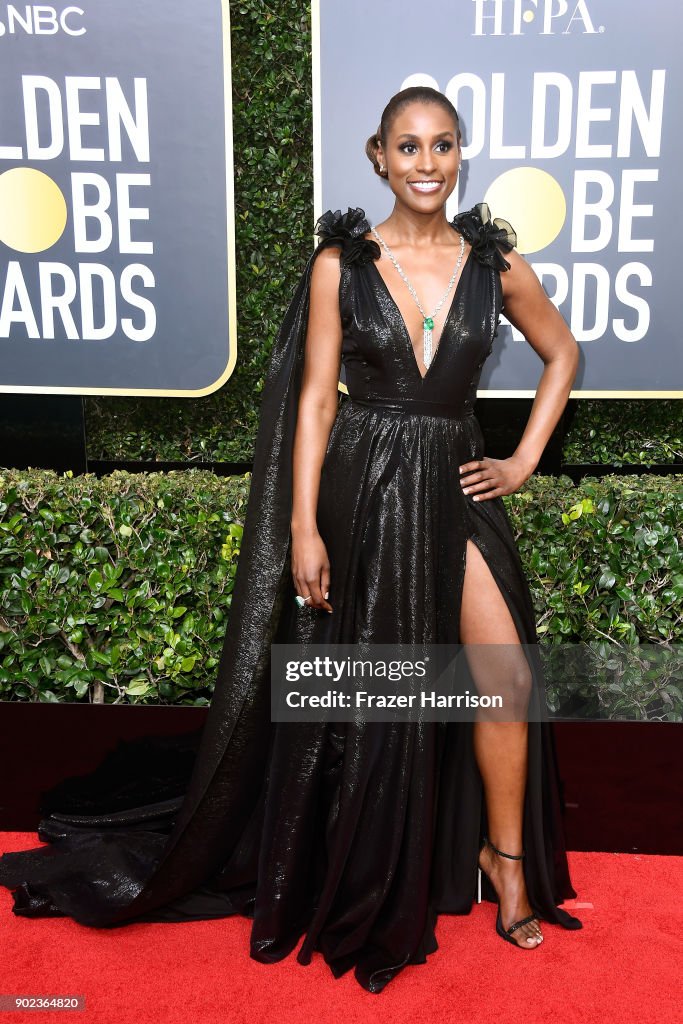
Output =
[{"x1": 0, "y1": 203, "x2": 581, "y2": 993}]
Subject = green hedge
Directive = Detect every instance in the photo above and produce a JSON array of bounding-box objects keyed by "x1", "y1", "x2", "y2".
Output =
[
  {"x1": 509, "y1": 474, "x2": 683, "y2": 721},
  {"x1": 0, "y1": 469, "x2": 248, "y2": 706},
  {"x1": 82, "y1": 0, "x2": 681, "y2": 467},
  {"x1": 1, "y1": 468, "x2": 681, "y2": 718},
  {"x1": 564, "y1": 400, "x2": 682, "y2": 466},
  {"x1": 85, "y1": 394, "x2": 683, "y2": 467}
]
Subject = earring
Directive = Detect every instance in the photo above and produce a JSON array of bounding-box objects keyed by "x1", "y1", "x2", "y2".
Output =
[{"x1": 379, "y1": 164, "x2": 385, "y2": 174}]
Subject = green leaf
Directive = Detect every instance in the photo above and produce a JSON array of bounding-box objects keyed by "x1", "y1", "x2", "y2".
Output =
[
  {"x1": 87, "y1": 569, "x2": 103, "y2": 591},
  {"x1": 126, "y1": 679, "x2": 153, "y2": 696}
]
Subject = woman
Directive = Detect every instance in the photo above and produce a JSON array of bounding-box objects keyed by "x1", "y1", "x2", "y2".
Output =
[{"x1": 0, "y1": 86, "x2": 581, "y2": 994}]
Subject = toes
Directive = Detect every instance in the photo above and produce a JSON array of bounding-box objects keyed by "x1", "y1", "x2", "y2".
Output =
[{"x1": 520, "y1": 924, "x2": 542, "y2": 946}]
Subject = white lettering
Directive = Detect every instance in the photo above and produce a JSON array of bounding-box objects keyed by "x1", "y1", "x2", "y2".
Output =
[
  {"x1": 65, "y1": 77, "x2": 104, "y2": 161},
  {"x1": 617, "y1": 70, "x2": 666, "y2": 158},
  {"x1": 490, "y1": 73, "x2": 526, "y2": 158},
  {"x1": 562, "y1": 0, "x2": 596, "y2": 35},
  {"x1": 79, "y1": 264, "x2": 118, "y2": 340},
  {"x1": 2, "y1": 5, "x2": 85, "y2": 36},
  {"x1": 33, "y1": 6, "x2": 59, "y2": 34},
  {"x1": 120, "y1": 265, "x2": 156, "y2": 342},
  {"x1": 0, "y1": 263, "x2": 40, "y2": 338},
  {"x1": 618, "y1": 170, "x2": 657, "y2": 253},
  {"x1": 472, "y1": 0, "x2": 504, "y2": 36},
  {"x1": 445, "y1": 73, "x2": 487, "y2": 159},
  {"x1": 38, "y1": 263, "x2": 79, "y2": 339},
  {"x1": 570, "y1": 264, "x2": 611, "y2": 341},
  {"x1": 576, "y1": 72, "x2": 617, "y2": 158},
  {"x1": 531, "y1": 73, "x2": 573, "y2": 158},
  {"x1": 613, "y1": 263, "x2": 652, "y2": 341},
  {"x1": 24, "y1": 75, "x2": 63, "y2": 160},
  {"x1": 7, "y1": 5, "x2": 32, "y2": 33},
  {"x1": 105, "y1": 78, "x2": 150, "y2": 163},
  {"x1": 116, "y1": 175, "x2": 153, "y2": 254},
  {"x1": 572, "y1": 171, "x2": 614, "y2": 252},
  {"x1": 61, "y1": 6, "x2": 86, "y2": 36},
  {"x1": 71, "y1": 173, "x2": 113, "y2": 253}
]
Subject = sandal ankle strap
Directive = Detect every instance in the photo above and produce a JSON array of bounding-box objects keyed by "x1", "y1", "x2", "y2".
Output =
[{"x1": 484, "y1": 836, "x2": 525, "y2": 860}]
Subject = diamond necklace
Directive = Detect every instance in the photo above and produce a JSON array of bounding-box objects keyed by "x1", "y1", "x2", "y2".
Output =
[{"x1": 370, "y1": 226, "x2": 465, "y2": 370}]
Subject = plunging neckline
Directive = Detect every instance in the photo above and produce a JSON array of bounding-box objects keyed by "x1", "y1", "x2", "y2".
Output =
[{"x1": 367, "y1": 235, "x2": 472, "y2": 383}]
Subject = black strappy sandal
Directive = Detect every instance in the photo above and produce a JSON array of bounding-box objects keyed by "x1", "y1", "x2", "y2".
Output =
[{"x1": 477, "y1": 836, "x2": 543, "y2": 948}]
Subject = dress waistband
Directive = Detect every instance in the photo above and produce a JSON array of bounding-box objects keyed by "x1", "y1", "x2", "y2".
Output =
[{"x1": 349, "y1": 396, "x2": 474, "y2": 419}]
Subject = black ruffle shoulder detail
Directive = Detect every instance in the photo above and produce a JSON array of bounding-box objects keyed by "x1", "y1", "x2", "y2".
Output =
[
  {"x1": 451, "y1": 201, "x2": 517, "y2": 272},
  {"x1": 314, "y1": 207, "x2": 380, "y2": 266}
]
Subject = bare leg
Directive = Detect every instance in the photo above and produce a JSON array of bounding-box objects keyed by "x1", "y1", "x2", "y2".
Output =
[{"x1": 460, "y1": 538, "x2": 543, "y2": 947}]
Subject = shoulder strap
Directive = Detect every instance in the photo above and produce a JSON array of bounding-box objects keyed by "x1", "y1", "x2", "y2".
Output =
[
  {"x1": 451, "y1": 201, "x2": 517, "y2": 272},
  {"x1": 314, "y1": 207, "x2": 380, "y2": 267}
]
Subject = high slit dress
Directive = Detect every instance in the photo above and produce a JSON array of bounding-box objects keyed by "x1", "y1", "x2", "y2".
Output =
[{"x1": 0, "y1": 202, "x2": 581, "y2": 994}]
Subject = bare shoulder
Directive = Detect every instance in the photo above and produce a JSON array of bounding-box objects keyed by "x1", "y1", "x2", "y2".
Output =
[
  {"x1": 500, "y1": 246, "x2": 545, "y2": 302},
  {"x1": 316, "y1": 244, "x2": 344, "y2": 263},
  {"x1": 311, "y1": 244, "x2": 343, "y2": 292},
  {"x1": 308, "y1": 245, "x2": 343, "y2": 326},
  {"x1": 309, "y1": 247, "x2": 342, "y2": 292}
]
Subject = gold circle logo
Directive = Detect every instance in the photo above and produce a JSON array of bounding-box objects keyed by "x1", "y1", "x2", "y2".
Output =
[
  {"x1": 484, "y1": 168, "x2": 566, "y2": 254},
  {"x1": 0, "y1": 167, "x2": 68, "y2": 253}
]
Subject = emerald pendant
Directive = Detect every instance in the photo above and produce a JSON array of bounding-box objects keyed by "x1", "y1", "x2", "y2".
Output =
[{"x1": 423, "y1": 318, "x2": 434, "y2": 369}]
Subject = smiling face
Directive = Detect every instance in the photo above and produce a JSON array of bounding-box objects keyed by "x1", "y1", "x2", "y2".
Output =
[{"x1": 376, "y1": 101, "x2": 461, "y2": 212}]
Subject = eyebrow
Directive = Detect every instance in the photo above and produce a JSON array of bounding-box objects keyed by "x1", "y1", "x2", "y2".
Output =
[{"x1": 395, "y1": 131, "x2": 454, "y2": 140}]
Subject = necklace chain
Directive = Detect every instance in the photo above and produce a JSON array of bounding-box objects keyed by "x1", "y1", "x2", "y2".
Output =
[{"x1": 370, "y1": 226, "x2": 465, "y2": 370}]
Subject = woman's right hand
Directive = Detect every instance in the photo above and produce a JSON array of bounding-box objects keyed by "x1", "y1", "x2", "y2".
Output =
[{"x1": 291, "y1": 527, "x2": 333, "y2": 613}]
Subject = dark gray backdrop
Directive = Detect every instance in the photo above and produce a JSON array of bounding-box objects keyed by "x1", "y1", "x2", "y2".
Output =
[
  {"x1": 0, "y1": 0, "x2": 234, "y2": 396},
  {"x1": 315, "y1": 0, "x2": 681, "y2": 396}
]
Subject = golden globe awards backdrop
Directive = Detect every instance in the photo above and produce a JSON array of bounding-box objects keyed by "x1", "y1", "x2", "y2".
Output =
[
  {"x1": 0, "y1": 0, "x2": 236, "y2": 397},
  {"x1": 313, "y1": 0, "x2": 682, "y2": 397}
]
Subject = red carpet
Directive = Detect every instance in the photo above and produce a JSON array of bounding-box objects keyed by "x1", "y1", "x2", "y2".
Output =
[{"x1": 0, "y1": 836, "x2": 679, "y2": 1024}]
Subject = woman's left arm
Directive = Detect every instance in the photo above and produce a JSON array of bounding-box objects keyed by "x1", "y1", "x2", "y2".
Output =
[{"x1": 459, "y1": 248, "x2": 580, "y2": 501}]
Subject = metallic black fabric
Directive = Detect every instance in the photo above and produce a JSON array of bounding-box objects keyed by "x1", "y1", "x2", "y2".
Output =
[{"x1": 0, "y1": 205, "x2": 581, "y2": 994}]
